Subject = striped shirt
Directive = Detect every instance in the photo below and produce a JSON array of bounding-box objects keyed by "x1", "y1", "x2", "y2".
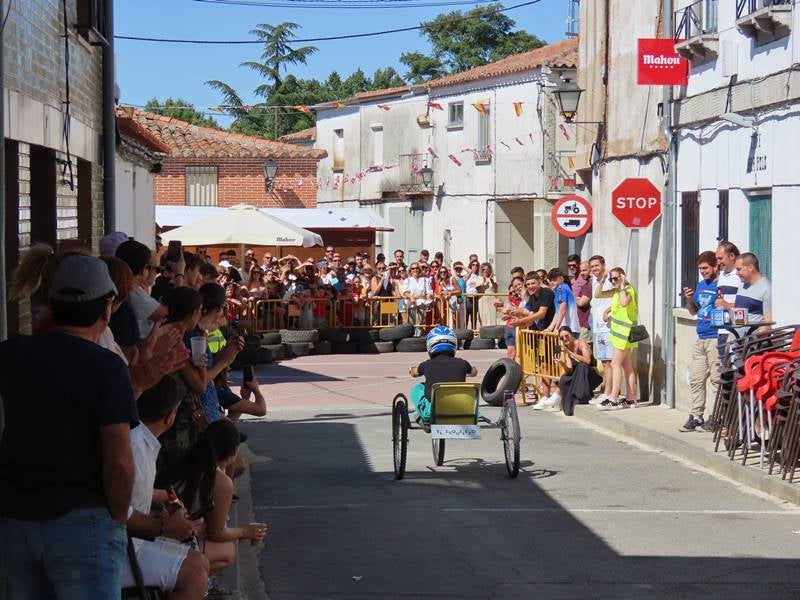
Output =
[
  {"x1": 717, "y1": 268, "x2": 740, "y2": 338},
  {"x1": 735, "y1": 277, "x2": 772, "y2": 324}
]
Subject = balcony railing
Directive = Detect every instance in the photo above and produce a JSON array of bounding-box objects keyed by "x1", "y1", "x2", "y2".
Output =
[
  {"x1": 737, "y1": 0, "x2": 791, "y2": 18},
  {"x1": 398, "y1": 153, "x2": 434, "y2": 194},
  {"x1": 674, "y1": 0, "x2": 718, "y2": 40},
  {"x1": 736, "y1": 0, "x2": 792, "y2": 41}
]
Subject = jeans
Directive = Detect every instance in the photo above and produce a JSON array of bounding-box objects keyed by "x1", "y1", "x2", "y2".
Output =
[{"x1": 0, "y1": 507, "x2": 127, "y2": 600}]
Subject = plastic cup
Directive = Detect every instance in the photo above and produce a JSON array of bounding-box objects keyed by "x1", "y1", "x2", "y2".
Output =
[{"x1": 190, "y1": 336, "x2": 206, "y2": 366}]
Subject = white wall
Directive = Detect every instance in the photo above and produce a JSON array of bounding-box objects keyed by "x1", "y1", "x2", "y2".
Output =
[
  {"x1": 115, "y1": 156, "x2": 156, "y2": 248},
  {"x1": 315, "y1": 106, "x2": 361, "y2": 205}
]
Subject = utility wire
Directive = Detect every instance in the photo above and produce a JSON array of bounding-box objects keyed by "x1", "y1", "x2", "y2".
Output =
[
  {"x1": 116, "y1": 0, "x2": 542, "y2": 43},
  {"x1": 191, "y1": 0, "x2": 499, "y2": 8}
]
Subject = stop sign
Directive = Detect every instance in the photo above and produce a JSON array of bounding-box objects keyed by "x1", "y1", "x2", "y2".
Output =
[{"x1": 611, "y1": 178, "x2": 662, "y2": 228}]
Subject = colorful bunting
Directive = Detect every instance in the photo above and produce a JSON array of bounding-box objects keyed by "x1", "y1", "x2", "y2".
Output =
[
  {"x1": 514, "y1": 137, "x2": 524, "y2": 146},
  {"x1": 292, "y1": 105, "x2": 311, "y2": 113},
  {"x1": 427, "y1": 101, "x2": 444, "y2": 111},
  {"x1": 559, "y1": 124, "x2": 570, "y2": 140},
  {"x1": 208, "y1": 107, "x2": 225, "y2": 113},
  {"x1": 448, "y1": 154, "x2": 462, "y2": 166},
  {"x1": 529, "y1": 133, "x2": 535, "y2": 143},
  {"x1": 377, "y1": 104, "x2": 391, "y2": 111},
  {"x1": 427, "y1": 147, "x2": 438, "y2": 159},
  {"x1": 472, "y1": 102, "x2": 489, "y2": 115},
  {"x1": 567, "y1": 156, "x2": 575, "y2": 169},
  {"x1": 500, "y1": 141, "x2": 511, "y2": 150},
  {"x1": 513, "y1": 102, "x2": 524, "y2": 117},
  {"x1": 331, "y1": 102, "x2": 346, "y2": 109}
]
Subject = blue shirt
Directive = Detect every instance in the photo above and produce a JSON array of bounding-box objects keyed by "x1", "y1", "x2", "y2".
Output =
[
  {"x1": 183, "y1": 329, "x2": 223, "y2": 424},
  {"x1": 693, "y1": 278, "x2": 718, "y2": 340}
]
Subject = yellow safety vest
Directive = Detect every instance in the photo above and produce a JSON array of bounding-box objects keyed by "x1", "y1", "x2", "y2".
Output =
[{"x1": 207, "y1": 328, "x2": 227, "y2": 354}]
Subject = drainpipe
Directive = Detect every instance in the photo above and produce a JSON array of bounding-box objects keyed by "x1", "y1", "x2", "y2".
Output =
[
  {"x1": 0, "y1": 0, "x2": 7, "y2": 342},
  {"x1": 102, "y1": 0, "x2": 116, "y2": 234},
  {"x1": 662, "y1": 0, "x2": 676, "y2": 408}
]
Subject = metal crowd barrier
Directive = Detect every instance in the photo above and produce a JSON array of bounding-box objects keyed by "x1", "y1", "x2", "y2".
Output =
[
  {"x1": 461, "y1": 292, "x2": 508, "y2": 333},
  {"x1": 516, "y1": 329, "x2": 564, "y2": 399}
]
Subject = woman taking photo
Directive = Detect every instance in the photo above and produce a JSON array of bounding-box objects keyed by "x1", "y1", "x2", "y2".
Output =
[{"x1": 594, "y1": 267, "x2": 638, "y2": 410}]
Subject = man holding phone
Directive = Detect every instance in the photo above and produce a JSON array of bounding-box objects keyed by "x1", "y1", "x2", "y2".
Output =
[{"x1": 217, "y1": 367, "x2": 268, "y2": 421}]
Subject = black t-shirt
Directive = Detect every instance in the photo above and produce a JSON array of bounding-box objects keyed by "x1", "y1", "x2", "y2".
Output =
[
  {"x1": 109, "y1": 299, "x2": 141, "y2": 347},
  {"x1": 151, "y1": 276, "x2": 176, "y2": 304},
  {"x1": 417, "y1": 354, "x2": 473, "y2": 400},
  {"x1": 0, "y1": 332, "x2": 138, "y2": 520},
  {"x1": 525, "y1": 287, "x2": 555, "y2": 331}
]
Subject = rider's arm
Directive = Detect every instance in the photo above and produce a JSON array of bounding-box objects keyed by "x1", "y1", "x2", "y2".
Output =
[
  {"x1": 409, "y1": 366, "x2": 420, "y2": 377},
  {"x1": 469, "y1": 366, "x2": 478, "y2": 377}
]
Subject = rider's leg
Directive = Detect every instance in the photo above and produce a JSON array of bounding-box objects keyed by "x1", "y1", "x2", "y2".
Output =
[{"x1": 409, "y1": 383, "x2": 431, "y2": 421}]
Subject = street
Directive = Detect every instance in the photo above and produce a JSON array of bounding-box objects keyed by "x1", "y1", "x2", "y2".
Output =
[{"x1": 239, "y1": 351, "x2": 800, "y2": 600}]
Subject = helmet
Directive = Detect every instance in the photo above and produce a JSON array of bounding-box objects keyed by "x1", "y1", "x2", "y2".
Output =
[{"x1": 426, "y1": 325, "x2": 457, "y2": 357}]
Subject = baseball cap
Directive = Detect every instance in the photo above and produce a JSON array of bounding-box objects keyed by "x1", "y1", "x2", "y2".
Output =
[
  {"x1": 49, "y1": 255, "x2": 118, "y2": 302},
  {"x1": 99, "y1": 231, "x2": 128, "y2": 257},
  {"x1": 219, "y1": 260, "x2": 232, "y2": 269}
]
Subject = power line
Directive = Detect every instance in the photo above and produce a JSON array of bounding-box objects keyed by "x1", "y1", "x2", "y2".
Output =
[
  {"x1": 191, "y1": 0, "x2": 498, "y2": 8},
  {"x1": 116, "y1": 0, "x2": 543, "y2": 44}
]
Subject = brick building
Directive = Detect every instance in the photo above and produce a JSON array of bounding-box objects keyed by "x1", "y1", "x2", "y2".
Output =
[
  {"x1": 132, "y1": 111, "x2": 326, "y2": 208},
  {"x1": 3, "y1": 0, "x2": 111, "y2": 335}
]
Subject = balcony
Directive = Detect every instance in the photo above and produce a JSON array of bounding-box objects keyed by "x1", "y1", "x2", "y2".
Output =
[
  {"x1": 546, "y1": 151, "x2": 577, "y2": 196},
  {"x1": 736, "y1": 0, "x2": 792, "y2": 43},
  {"x1": 398, "y1": 153, "x2": 434, "y2": 195},
  {"x1": 674, "y1": 0, "x2": 719, "y2": 63}
]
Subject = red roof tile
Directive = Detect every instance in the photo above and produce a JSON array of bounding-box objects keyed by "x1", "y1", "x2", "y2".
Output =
[
  {"x1": 277, "y1": 126, "x2": 316, "y2": 143},
  {"x1": 427, "y1": 38, "x2": 578, "y2": 89},
  {"x1": 353, "y1": 86, "x2": 410, "y2": 102},
  {"x1": 130, "y1": 110, "x2": 326, "y2": 160},
  {"x1": 116, "y1": 110, "x2": 171, "y2": 154}
]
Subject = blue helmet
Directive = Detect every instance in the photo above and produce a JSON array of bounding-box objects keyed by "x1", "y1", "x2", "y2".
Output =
[{"x1": 426, "y1": 325, "x2": 457, "y2": 357}]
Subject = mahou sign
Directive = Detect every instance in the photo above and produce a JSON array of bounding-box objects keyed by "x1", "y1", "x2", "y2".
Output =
[{"x1": 638, "y1": 38, "x2": 688, "y2": 86}]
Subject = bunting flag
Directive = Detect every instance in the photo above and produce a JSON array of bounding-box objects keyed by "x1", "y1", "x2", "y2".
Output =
[
  {"x1": 427, "y1": 146, "x2": 438, "y2": 159},
  {"x1": 513, "y1": 102, "x2": 524, "y2": 117},
  {"x1": 514, "y1": 137, "x2": 524, "y2": 146},
  {"x1": 410, "y1": 163, "x2": 419, "y2": 175},
  {"x1": 241, "y1": 105, "x2": 255, "y2": 111},
  {"x1": 500, "y1": 141, "x2": 511, "y2": 150},
  {"x1": 472, "y1": 102, "x2": 489, "y2": 115},
  {"x1": 448, "y1": 154, "x2": 462, "y2": 166},
  {"x1": 529, "y1": 132, "x2": 535, "y2": 143},
  {"x1": 208, "y1": 107, "x2": 225, "y2": 113},
  {"x1": 384, "y1": 164, "x2": 397, "y2": 170},
  {"x1": 368, "y1": 165, "x2": 384, "y2": 173},
  {"x1": 331, "y1": 102, "x2": 346, "y2": 109},
  {"x1": 567, "y1": 156, "x2": 575, "y2": 169},
  {"x1": 292, "y1": 105, "x2": 311, "y2": 113},
  {"x1": 559, "y1": 123, "x2": 570, "y2": 140},
  {"x1": 427, "y1": 101, "x2": 444, "y2": 111},
  {"x1": 460, "y1": 147, "x2": 476, "y2": 154},
  {"x1": 377, "y1": 104, "x2": 391, "y2": 111}
]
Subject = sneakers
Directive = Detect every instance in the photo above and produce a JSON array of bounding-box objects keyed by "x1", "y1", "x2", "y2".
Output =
[
  {"x1": 700, "y1": 417, "x2": 715, "y2": 432},
  {"x1": 589, "y1": 394, "x2": 608, "y2": 406},
  {"x1": 680, "y1": 415, "x2": 705, "y2": 432},
  {"x1": 597, "y1": 398, "x2": 618, "y2": 411},
  {"x1": 534, "y1": 393, "x2": 560, "y2": 410},
  {"x1": 616, "y1": 399, "x2": 632, "y2": 409}
]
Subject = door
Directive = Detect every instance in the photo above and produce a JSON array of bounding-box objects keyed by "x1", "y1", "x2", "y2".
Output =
[
  {"x1": 387, "y1": 206, "x2": 423, "y2": 260},
  {"x1": 748, "y1": 194, "x2": 771, "y2": 279}
]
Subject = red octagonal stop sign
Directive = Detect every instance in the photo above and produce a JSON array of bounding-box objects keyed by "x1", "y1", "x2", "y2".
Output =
[{"x1": 611, "y1": 178, "x2": 662, "y2": 228}]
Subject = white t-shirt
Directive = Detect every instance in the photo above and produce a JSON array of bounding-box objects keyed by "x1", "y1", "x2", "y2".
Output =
[
  {"x1": 591, "y1": 275, "x2": 613, "y2": 333},
  {"x1": 465, "y1": 273, "x2": 481, "y2": 294},
  {"x1": 403, "y1": 276, "x2": 432, "y2": 305},
  {"x1": 129, "y1": 287, "x2": 161, "y2": 338},
  {"x1": 97, "y1": 326, "x2": 128, "y2": 365},
  {"x1": 129, "y1": 424, "x2": 162, "y2": 549}
]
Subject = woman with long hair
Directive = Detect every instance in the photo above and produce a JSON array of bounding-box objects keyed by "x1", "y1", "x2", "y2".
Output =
[
  {"x1": 594, "y1": 267, "x2": 639, "y2": 409},
  {"x1": 157, "y1": 420, "x2": 267, "y2": 573},
  {"x1": 476, "y1": 262, "x2": 499, "y2": 327},
  {"x1": 464, "y1": 260, "x2": 482, "y2": 330}
]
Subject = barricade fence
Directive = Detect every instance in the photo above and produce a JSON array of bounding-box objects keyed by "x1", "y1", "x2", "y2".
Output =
[{"x1": 516, "y1": 329, "x2": 564, "y2": 397}]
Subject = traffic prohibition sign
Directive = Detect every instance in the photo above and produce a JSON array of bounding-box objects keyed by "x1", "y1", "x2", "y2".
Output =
[
  {"x1": 611, "y1": 177, "x2": 662, "y2": 228},
  {"x1": 551, "y1": 195, "x2": 592, "y2": 238}
]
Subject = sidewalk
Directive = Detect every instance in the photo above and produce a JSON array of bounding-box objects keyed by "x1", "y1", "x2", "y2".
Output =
[{"x1": 569, "y1": 403, "x2": 800, "y2": 506}]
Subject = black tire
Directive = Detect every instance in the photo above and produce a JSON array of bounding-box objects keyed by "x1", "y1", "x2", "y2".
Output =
[
  {"x1": 311, "y1": 340, "x2": 332, "y2": 355},
  {"x1": 479, "y1": 325, "x2": 505, "y2": 340},
  {"x1": 395, "y1": 337, "x2": 427, "y2": 352},
  {"x1": 332, "y1": 341, "x2": 359, "y2": 354},
  {"x1": 263, "y1": 344, "x2": 286, "y2": 361},
  {"x1": 374, "y1": 341, "x2": 395, "y2": 353},
  {"x1": 497, "y1": 337, "x2": 507, "y2": 350},
  {"x1": 379, "y1": 324, "x2": 415, "y2": 342},
  {"x1": 319, "y1": 328, "x2": 350, "y2": 344},
  {"x1": 348, "y1": 328, "x2": 380, "y2": 343},
  {"x1": 392, "y1": 395, "x2": 409, "y2": 480},
  {"x1": 481, "y1": 358, "x2": 523, "y2": 407},
  {"x1": 432, "y1": 438, "x2": 446, "y2": 466},
  {"x1": 502, "y1": 396, "x2": 521, "y2": 478},
  {"x1": 280, "y1": 329, "x2": 319, "y2": 344},
  {"x1": 260, "y1": 332, "x2": 282, "y2": 346},
  {"x1": 257, "y1": 347, "x2": 275, "y2": 364},
  {"x1": 357, "y1": 342, "x2": 379, "y2": 354},
  {"x1": 466, "y1": 338, "x2": 496, "y2": 350},
  {"x1": 453, "y1": 328, "x2": 474, "y2": 342},
  {"x1": 283, "y1": 342, "x2": 310, "y2": 358}
]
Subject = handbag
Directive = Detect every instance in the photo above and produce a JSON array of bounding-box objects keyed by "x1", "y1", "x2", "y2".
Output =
[
  {"x1": 189, "y1": 392, "x2": 209, "y2": 432},
  {"x1": 628, "y1": 324, "x2": 649, "y2": 343}
]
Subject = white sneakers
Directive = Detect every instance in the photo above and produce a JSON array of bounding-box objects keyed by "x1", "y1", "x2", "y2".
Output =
[
  {"x1": 589, "y1": 393, "x2": 608, "y2": 406},
  {"x1": 534, "y1": 393, "x2": 561, "y2": 411}
]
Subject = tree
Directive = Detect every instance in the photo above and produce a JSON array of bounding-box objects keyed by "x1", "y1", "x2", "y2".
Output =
[
  {"x1": 143, "y1": 97, "x2": 220, "y2": 129},
  {"x1": 371, "y1": 67, "x2": 406, "y2": 90},
  {"x1": 399, "y1": 52, "x2": 446, "y2": 83}
]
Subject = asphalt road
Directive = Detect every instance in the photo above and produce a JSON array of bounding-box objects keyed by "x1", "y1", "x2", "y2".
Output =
[{"x1": 238, "y1": 351, "x2": 800, "y2": 600}]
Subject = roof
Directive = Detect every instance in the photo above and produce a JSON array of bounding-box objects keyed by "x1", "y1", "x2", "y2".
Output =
[
  {"x1": 130, "y1": 110, "x2": 327, "y2": 160},
  {"x1": 277, "y1": 126, "x2": 316, "y2": 144},
  {"x1": 116, "y1": 111, "x2": 171, "y2": 154},
  {"x1": 427, "y1": 38, "x2": 578, "y2": 89},
  {"x1": 156, "y1": 205, "x2": 394, "y2": 232},
  {"x1": 353, "y1": 86, "x2": 410, "y2": 102}
]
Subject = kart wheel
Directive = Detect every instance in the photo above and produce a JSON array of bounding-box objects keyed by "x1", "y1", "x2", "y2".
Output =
[
  {"x1": 502, "y1": 395, "x2": 521, "y2": 478},
  {"x1": 432, "y1": 438, "x2": 446, "y2": 466},
  {"x1": 392, "y1": 395, "x2": 409, "y2": 480}
]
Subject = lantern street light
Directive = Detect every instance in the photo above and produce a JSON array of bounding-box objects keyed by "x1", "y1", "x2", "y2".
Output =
[
  {"x1": 419, "y1": 166, "x2": 434, "y2": 188},
  {"x1": 263, "y1": 159, "x2": 278, "y2": 191},
  {"x1": 554, "y1": 78, "x2": 583, "y2": 123}
]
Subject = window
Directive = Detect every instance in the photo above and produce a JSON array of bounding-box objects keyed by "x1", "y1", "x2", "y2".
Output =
[
  {"x1": 447, "y1": 102, "x2": 464, "y2": 128},
  {"x1": 333, "y1": 129, "x2": 344, "y2": 172},
  {"x1": 476, "y1": 102, "x2": 491, "y2": 162},
  {"x1": 749, "y1": 194, "x2": 772, "y2": 279},
  {"x1": 370, "y1": 124, "x2": 383, "y2": 167},
  {"x1": 680, "y1": 192, "x2": 700, "y2": 303},
  {"x1": 77, "y1": 0, "x2": 108, "y2": 46},
  {"x1": 717, "y1": 189, "x2": 729, "y2": 242},
  {"x1": 186, "y1": 166, "x2": 218, "y2": 206}
]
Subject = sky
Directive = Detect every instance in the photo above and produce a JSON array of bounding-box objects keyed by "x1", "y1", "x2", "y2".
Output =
[{"x1": 115, "y1": 0, "x2": 570, "y2": 126}]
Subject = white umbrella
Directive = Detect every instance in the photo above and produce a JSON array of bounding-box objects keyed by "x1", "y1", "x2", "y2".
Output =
[{"x1": 160, "y1": 204, "x2": 323, "y2": 248}]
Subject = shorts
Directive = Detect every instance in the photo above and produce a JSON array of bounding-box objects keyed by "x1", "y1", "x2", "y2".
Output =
[
  {"x1": 593, "y1": 330, "x2": 613, "y2": 361},
  {"x1": 579, "y1": 327, "x2": 592, "y2": 344},
  {"x1": 504, "y1": 326, "x2": 516, "y2": 347},
  {"x1": 121, "y1": 537, "x2": 190, "y2": 592}
]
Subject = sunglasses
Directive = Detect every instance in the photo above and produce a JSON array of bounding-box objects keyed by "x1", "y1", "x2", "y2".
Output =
[
  {"x1": 610, "y1": 277, "x2": 620, "y2": 282},
  {"x1": 560, "y1": 336, "x2": 572, "y2": 342}
]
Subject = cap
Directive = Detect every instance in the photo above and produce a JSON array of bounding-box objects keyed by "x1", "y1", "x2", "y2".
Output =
[
  {"x1": 99, "y1": 231, "x2": 128, "y2": 257},
  {"x1": 219, "y1": 260, "x2": 232, "y2": 268},
  {"x1": 50, "y1": 255, "x2": 118, "y2": 302},
  {"x1": 346, "y1": 256, "x2": 356, "y2": 264}
]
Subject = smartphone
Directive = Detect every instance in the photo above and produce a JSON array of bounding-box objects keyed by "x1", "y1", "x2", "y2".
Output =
[
  {"x1": 165, "y1": 240, "x2": 182, "y2": 262},
  {"x1": 189, "y1": 502, "x2": 215, "y2": 521},
  {"x1": 243, "y1": 365, "x2": 254, "y2": 383}
]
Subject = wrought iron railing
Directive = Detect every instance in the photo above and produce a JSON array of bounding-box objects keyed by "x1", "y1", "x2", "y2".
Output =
[
  {"x1": 674, "y1": 0, "x2": 718, "y2": 40},
  {"x1": 398, "y1": 153, "x2": 434, "y2": 193},
  {"x1": 737, "y1": 0, "x2": 791, "y2": 18}
]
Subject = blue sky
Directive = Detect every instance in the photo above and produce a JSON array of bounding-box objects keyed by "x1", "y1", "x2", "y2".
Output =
[{"x1": 115, "y1": 0, "x2": 568, "y2": 126}]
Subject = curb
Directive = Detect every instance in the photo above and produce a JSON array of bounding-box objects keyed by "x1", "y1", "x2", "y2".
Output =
[{"x1": 571, "y1": 405, "x2": 800, "y2": 506}]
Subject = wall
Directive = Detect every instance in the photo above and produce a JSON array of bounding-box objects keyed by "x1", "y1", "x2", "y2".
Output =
[
  {"x1": 116, "y1": 157, "x2": 156, "y2": 247},
  {"x1": 155, "y1": 157, "x2": 319, "y2": 208},
  {"x1": 315, "y1": 107, "x2": 362, "y2": 206}
]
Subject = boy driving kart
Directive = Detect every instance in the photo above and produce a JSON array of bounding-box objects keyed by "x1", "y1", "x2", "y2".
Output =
[{"x1": 409, "y1": 326, "x2": 478, "y2": 422}]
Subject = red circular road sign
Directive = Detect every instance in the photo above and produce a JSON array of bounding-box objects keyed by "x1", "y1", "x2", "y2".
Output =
[
  {"x1": 611, "y1": 178, "x2": 662, "y2": 228},
  {"x1": 551, "y1": 195, "x2": 592, "y2": 238}
]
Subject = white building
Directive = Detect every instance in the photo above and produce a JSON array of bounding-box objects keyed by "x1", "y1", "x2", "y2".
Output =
[{"x1": 313, "y1": 39, "x2": 579, "y2": 282}]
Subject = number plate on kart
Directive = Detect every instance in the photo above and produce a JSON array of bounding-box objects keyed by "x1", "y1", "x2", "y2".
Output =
[{"x1": 431, "y1": 425, "x2": 481, "y2": 439}]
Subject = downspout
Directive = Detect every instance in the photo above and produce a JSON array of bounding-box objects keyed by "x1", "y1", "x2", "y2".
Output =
[
  {"x1": 662, "y1": 0, "x2": 676, "y2": 408},
  {"x1": 0, "y1": 0, "x2": 7, "y2": 342},
  {"x1": 102, "y1": 0, "x2": 116, "y2": 234}
]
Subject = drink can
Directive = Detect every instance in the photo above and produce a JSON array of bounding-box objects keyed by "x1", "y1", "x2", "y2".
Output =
[{"x1": 710, "y1": 308, "x2": 726, "y2": 328}]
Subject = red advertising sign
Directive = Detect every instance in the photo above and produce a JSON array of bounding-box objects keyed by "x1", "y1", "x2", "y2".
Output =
[
  {"x1": 637, "y1": 38, "x2": 688, "y2": 86},
  {"x1": 551, "y1": 195, "x2": 592, "y2": 238},
  {"x1": 611, "y1": 178, "x2": 662, "y2": 229}
]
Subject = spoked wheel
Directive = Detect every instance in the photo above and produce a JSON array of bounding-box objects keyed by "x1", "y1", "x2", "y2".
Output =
[
  {"x1": 392, "y1": 394, "x2": 409, "y2": 480},
  {"x1": 432, "y1": 438, "x2": 446, "y2": 466},
  {"x1": 501, "y1": 395, "x2": 521, "y2": 478}
]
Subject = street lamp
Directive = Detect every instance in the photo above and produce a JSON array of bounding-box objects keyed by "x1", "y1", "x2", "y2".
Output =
[
  {"x1": 419, "y1": 166, "x2": 434, "y2": 188},
  {"x1": 263, "y1": 159, "x2": 278, "y2": 190},
  {"x1": 554, "y1": 78, "x2": 583, "y2": 123}
]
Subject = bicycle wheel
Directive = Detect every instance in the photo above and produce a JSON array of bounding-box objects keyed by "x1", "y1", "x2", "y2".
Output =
[
  {"x1": 432, "y1": 438, "x2": 446, "y2": 466},
  {"x1": 501, "y1": 396, "x2": 521, "y2": 478},
  {"x1": 392, "y1": 395, "x2": 409, "y2": 480}
]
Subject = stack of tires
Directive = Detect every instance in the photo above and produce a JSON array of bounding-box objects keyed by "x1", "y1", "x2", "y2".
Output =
[
  {"x1": 463, "y1": 325, "x2": 504, "y2": 350},
  {"x1": 279, "y1": 329, "x2": 319, "y2": 358}
]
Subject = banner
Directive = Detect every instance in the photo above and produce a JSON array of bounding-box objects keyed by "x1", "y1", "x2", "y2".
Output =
[{"x1": 637, "y1": 38, "x2": 688, "y2": 86}]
